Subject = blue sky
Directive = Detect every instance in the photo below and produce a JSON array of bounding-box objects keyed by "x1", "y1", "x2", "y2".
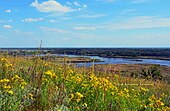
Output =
[{"x1": 0, "y1": 0, "x2": 170, "y2": 47}]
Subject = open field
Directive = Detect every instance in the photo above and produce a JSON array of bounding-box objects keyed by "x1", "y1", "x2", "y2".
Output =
[
  {"x1": 0, "y1": 55, "x2": 170, "y2": 111},
  {"x1": 93, "y1": 64, "x2": 170, "y2": 84}
]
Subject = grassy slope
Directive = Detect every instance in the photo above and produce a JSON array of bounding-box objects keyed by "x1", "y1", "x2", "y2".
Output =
[{"x1": 0, "y1": 55, "x2": 170, "y2": 111}]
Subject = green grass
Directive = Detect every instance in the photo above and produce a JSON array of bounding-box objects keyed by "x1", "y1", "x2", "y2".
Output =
[{"x1": 0, "y1": 55, "x2": 170, "y2": 111}]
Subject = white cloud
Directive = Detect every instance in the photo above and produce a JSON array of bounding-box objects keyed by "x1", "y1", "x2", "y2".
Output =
[
  {"x1": 0, "y1": 20, "x2": 12, "y2": 23},
  {"x1": 120, "y1": 9, "x2": 136, "y2": 14},
  {"x1": 31, "y1": 0, "x2": 72, "y2": 13},
  {"x1": 40, "y1": 26, "x2": 67, "y2": 33},
  {"x1": 74, "y1": 26, "x2": 96, "y2": 31},
  {"x1": 80, "y1": 14, "x2": 105, "y2": 18},
  {"x1": 3, "y1": 25, "x2": 12, "y2": 29},
  {"x1": 83, "y1": 4, "x2": 87, "y2": 8},
  {"x1": 66, "y1": 2, "x2": 72, "y2": 5},
  {"x1": 74, "y1": 2, "x2": 81, "y2": 7},
  {"x1": 106, "y1": 16, "x2": 170, "y2": 30},
  {"x1": 22, "y1": 18, "x2": 43, "y2": 22},
  {"x1": 48, "y1": 19, "x2": 56, "y2": 23},
  {"x1": 66, "y1": 1, "x2": 86, "y2": 8},
  {"x1": 5, "y1": 9, "x2": 11, "y2": 13}
]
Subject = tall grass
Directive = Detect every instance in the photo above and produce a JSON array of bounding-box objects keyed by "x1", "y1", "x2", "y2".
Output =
[{"x1": 0, "y1": 55, "x2": 170, "y2": 111}]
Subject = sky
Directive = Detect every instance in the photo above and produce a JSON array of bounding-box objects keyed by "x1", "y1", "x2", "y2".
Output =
[{"x1": 0, "y1": 0, "x2": 170, "y2": 47}]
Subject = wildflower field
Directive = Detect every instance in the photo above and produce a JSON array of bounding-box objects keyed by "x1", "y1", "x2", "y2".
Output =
[{"x1": 0, "y1": 55, "x2": 170, "y2": 111}]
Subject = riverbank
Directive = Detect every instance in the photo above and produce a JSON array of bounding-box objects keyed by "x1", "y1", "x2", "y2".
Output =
[
  {"x1": 1, "y1": 48, "x2": 170, "y2": 61},
  {"x1": 98, "y1": 55, "x2": 170, "y2": 61},
  {"x1": 38, "y1": 55, "x2": 102, "y2": 63}
]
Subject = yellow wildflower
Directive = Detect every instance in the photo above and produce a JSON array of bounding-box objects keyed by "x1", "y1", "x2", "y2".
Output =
[
  {"x1": 156, "y1": 99, "x2": 164, "y2": 106},
  {"x1": 70, "y1": 93, "x2": 74, "y2": 100},
  {"x1": 7, "y1": 90, "x2": 14, "y2": 95},
  {"x1": 124, "y1": 88, "x2": 129, "y2": 93},
  {"x1": 144, "y1": 104, "x2": 147, "y2": 108},
  {"x1": 45, "y1": 70, "x2": 53, "y2": 76},
  {"x1": 148, "y1": 94, "x2": 156, "y2": 102},
  {"x1": 76, "y1": 98, "x2": 81, "y2": 102},
  {"x1": 0, "y1": 78, "x2": 10, "y2": 83},
  {"x1": 82, "y1": 103, "x2": 88, "y2": 107},
  {"x1": 44, "y1": 63, "x2": 48, "y2": 66},
  {"x1": 68, "y1": 69, "x2": 73, "y2": 74},
  {"x1": 45, "y1": 70, "x2": 57, "y2": 79},
  {"x1": 111, "y1": 92, "x2": 115, "y2": 95},
  {"x1": 21, "y1": 81, "x2": 27, "y2": 86},
  {"x1": 82, "y1": 84, "x2": 88, "y2": 87},
  {"x1": 141, "y1": 87, "x2": 148, "y2": 92},
  {"x1": 76, "y1": 92, "x2": 83, "y2": 98},
  {"x1": 28, "y1": 93, "x2": 34, "y2": 100},
  {"x1": 3, "y1": 85, "x2": 11, "y2": 89},
  {"x1": 1, "y1": 58, "x2": 8, "y2": 62}
]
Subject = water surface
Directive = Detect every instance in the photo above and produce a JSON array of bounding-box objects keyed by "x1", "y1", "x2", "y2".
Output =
[{"x1": 55, "y1": 54, "x2": 170, "y2": 67}]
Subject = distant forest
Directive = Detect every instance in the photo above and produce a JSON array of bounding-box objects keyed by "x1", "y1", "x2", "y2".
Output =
[{"x1": 1, "y1": 48, "x2": 170, "y2": 59}]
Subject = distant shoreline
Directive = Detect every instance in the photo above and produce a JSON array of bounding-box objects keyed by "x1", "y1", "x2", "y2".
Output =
[
  {"x1": 97, "y1": 56, "x2": 170, "y2": 61},
  {"x1": 0, "y1": 48, "x2": 170, "y2": 61}
]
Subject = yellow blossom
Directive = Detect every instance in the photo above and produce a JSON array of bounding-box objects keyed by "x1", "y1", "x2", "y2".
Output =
[
  {"x1": 76, "y1": 98, "x2": 81, "y2": 102},
  {"x1": 70, "y1": 93, "x2": 74, "y2": 100},
  {"x1": 1, "y1": 58, "x2": 8, "y2": 62},
  {"x1": 68, "y1": 69, "x2": 73, "y2": 74},
  {"x1": 45, "y1": 70, "x2": 57, "y2": 79},
  {"x1": 76, "y1": 92, "x2": 83, "y2": 98},
  {"x1": 28, "y1": 93, "x2": 34, "y2": 100},
  {"x1": 21, "y1": 81, "x2": 27, "y2": 86},
  {"x1": 156, "y1": 99, "x2": 164, "y2": 106},
  {"x1": 140, "y1": 87, "x2": 149, "y2": 92},
  {"x1": 83, "y1": 103, "x2": 88, "y2": 107},
  {"x1": 124, "y1": 88, "x2": 129, "y2": 93},
  {"x1": 7, "y1": 90, "x2": 13, "y2": 95},
  {"x1": 58, "y1": 68, "x2": 62, "y2": 70},
  {"x1": 3, "y1": 85, "x2": 11, "y2": 89},
  {"x1": 45, "y1": 70, "x2": 53, "y2": 76},
  {"x1": 0, "y1": 78, "x2": 10, "y2": 83}
]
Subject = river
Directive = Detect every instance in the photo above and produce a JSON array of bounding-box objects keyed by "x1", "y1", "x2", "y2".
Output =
[{"x1": 55, "y1": 54, "x2": 170, "y2": 67}]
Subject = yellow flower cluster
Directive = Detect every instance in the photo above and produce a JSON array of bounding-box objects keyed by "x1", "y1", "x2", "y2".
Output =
[
  {"x1": 0, "y1": 78, "x2": 13, "y2": 95},
  {"x1": 45, "y1": 70, "x2": 58, "y2": 79},
  {"x1": 68, "y1": 69, "x2": 74, "y2": 74},
  {"x1": 89, "y1": 74, "x2": 118, "y2": 92},
  {"x1": 69, "y1": 92, "x2": 84, "y2": 103},
  {"x1": 1, "y1": 58, "x2": 8, "y2": 63},
  {"x1": 76, "y1": 92, "x2": 84, "y2": 102},
  {"x1": 69, "y1": 74, "x2": 83, "y2": 84},
  {"x1": 7, "y1": 90, "x2": 14, "y2": 95},
  {"x1": 144, "y1": 94, "x2": 167, "y2": 110},
  {"x1": 0, "y1": 78, "x2": 10, "y2": 83},
  {"x1": 11, "y1": 75, "x2": 27, "y2": 89},
  {"x1": 1, "y1": 58, "x2": 13, "y2": 72}
]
